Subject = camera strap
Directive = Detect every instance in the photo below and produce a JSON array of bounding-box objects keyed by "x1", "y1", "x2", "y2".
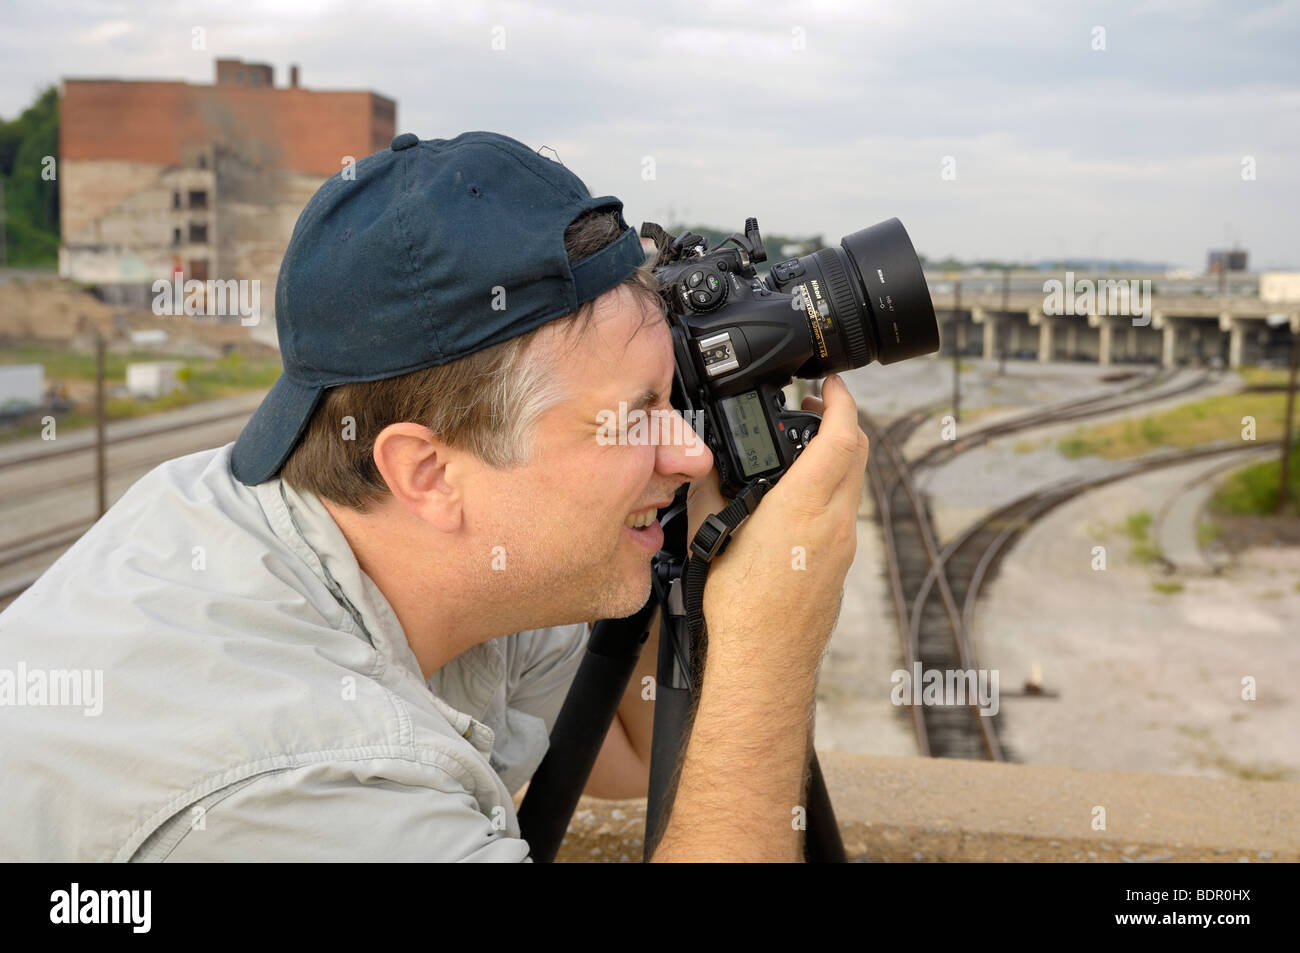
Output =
[{"x1": 680, "y1": 479, "x2": 770, "y2": 686}]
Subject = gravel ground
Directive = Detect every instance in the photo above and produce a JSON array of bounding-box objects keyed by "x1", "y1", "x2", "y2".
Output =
[
  {"x1": 814, "y1": 355, "x2": 1300, "y2": 786},
  {"x1": 972, "y1": 460, "x2": 1300, "y2": 781}
]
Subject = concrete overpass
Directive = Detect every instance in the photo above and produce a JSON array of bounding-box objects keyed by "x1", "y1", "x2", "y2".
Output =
[{"x1": 926, "y1": 280, "x2": 1300, "y2": 369}]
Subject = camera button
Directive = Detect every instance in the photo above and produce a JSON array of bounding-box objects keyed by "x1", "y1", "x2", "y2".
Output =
[{"x1": 687, "y1": 270, "x2": 704, "y2": 288}]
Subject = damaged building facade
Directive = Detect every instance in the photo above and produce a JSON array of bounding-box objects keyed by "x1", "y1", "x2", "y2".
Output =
[{"x1": 58, "y1": 58, "x2": 396, "y2": 333}]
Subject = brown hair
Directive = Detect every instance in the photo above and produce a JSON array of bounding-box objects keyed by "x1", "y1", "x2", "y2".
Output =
[{"x1": 280, "y1": 209, "x2": 665, "y2": 511}]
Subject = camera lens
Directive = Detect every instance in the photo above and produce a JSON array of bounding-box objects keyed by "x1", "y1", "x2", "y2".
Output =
[{"x1": 792, "y1": 217, "x2": 939, "y2": 374}]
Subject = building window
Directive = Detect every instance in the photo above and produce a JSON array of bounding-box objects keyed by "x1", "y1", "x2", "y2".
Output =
[
  {"x1": 190, "y1": 260, "x2": 210, "y2": 281},
  {"x1": 197, "y1": 154, "x2": 207, "y2": 170},
  {"x1": 173, "y1": 227, "x2": 182, "y2": 247},
  {"x1": 172, "y1": 191, "x2": 181, "y2": 209},
  {"x1": 189, "y1": 223, "x2": 208, "y2": 243},
  {"x1": 251, "y1": 72, "x2": 260, "y2": 86},
  {"x1": 188, "y1": 190, "x2": 208, "y2": 210},
  {"x1": 236, "y1": 70, "x2": 245, "y2": 83}
]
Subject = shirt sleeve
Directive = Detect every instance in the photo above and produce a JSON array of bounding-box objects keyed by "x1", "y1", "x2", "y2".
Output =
[
  {"x1": 154, "y1": 759, "x2": 532, "y2": 862},
  {"x1": 506, "y1": 622, "x2": 592, "y2": 737}
]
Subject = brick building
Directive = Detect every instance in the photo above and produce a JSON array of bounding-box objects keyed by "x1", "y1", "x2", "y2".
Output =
[{"x1": 58, "y1": 58, "x2": 396, "y2": 330}]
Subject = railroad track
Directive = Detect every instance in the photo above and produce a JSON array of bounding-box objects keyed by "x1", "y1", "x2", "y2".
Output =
[
  {"x1": 863, "y1": 407, "x2": 1005, "y2": 760},
  {"x1": 909, "y1": 368, "x2": 1214, "y2": 472},
  {"x1": 865, "y1": 391, "x2": 1280, "y2": 761},
  {"x1": 0, "y1": 405, "x2": 257, "y2": 607}
]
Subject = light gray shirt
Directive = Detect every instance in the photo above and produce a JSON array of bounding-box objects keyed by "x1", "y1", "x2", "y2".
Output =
[{"x1": 0, "y1": 443, "x2": 589, "y2": 861}]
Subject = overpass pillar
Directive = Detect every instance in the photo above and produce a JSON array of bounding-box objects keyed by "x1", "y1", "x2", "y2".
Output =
[
  {"x1": 1098, "y1": 318, "x2": 1113, "y2": 366},
  {"x1": 1161, "y1": 317, "x2": 1177, "y2": 368},
  {"x1": 1227, "y1": 317, "x2": 1244, "y2": 370},
  {"x1": 978, "y1": 311, "x2": 997, "y2": 360},
  {"x1": 1037, "y1": 314, "x2": 1054, "y2": 362}
]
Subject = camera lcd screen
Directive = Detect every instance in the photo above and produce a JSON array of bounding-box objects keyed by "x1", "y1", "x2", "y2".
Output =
[{"x1": 719, "y1": 391, "x2": 779, "y2": 478}]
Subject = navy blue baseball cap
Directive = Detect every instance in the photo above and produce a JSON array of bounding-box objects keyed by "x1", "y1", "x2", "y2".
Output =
[{"x1": 231, "y1": 130, "x2": 648, "y2": 486}]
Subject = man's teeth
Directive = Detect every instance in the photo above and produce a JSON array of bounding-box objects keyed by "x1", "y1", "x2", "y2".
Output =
[{"x1": 624, "y1": 509, "x2": 657, "y2": 529}]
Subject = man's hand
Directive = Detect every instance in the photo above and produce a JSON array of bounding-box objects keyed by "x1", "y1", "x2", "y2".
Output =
[
  {"x1": 698, "y1": 374, "x2": 867, "y2": 679},
  {"x1": 684, "y1": 390, "x2": 829, "y2": 542},
  {"x1": 648, "y1": 374, "x2": 868, "y2": 861}
]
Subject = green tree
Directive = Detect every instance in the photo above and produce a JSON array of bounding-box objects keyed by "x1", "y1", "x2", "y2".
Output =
[{"x1": 1, "y1": 85, "x2": 60, "y2": 266}]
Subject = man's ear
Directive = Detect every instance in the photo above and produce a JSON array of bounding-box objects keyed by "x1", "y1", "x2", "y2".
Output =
[{"x1": 372, "y1": 422, "x2": 463, "y2": 532}]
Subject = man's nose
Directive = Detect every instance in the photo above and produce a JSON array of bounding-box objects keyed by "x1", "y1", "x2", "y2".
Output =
[{"x1": 656, "y1": 410, "x2": 713, "y2": 479}]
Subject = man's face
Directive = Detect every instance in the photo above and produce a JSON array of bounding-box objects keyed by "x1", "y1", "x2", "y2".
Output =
[{"x1": 464, "y1": 284, "x2": 713, "y2": 625}]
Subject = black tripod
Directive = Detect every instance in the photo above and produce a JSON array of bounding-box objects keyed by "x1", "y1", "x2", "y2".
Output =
[{"x1": 517, "y1": 484, "x2": 846, "y2": 862}]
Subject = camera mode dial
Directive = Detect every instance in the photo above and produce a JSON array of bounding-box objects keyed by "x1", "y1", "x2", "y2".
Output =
[{"x1": 681, "y1": 268, "x2": 728, "y2": 313}]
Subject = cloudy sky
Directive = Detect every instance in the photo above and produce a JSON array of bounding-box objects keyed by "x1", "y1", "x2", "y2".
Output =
[{"x1": 4, "y1": 0, "x2": 1298, "y2": 270}]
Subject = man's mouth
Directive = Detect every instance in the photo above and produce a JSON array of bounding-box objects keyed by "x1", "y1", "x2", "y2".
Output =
[
  {"x1": 624, "y1": 506, "x2": 659, "y2": 529},
  {"x1": 623, "y1": 499, "x2": 673, "y2": 529},
  {"x1": 623, "y1": 500, "x2": 671, "y2": 553}
]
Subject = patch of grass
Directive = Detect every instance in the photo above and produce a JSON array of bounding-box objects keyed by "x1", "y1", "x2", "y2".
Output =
[
  {"x1": 1152, "y1": 580, "x2": 1184, "y2": 595},
  {"x1": 1053, "y1": 392, "x2": 1295, "y2": 459},
  {"x1": 1208, "y1": 444, "x2": 1300, "y2": 516},
  {"x1": 1195, "y1": 520, "x2": 1223, "y2": 547},
  {"x1": 1124, "y1": 511, "x2": 1153, "y2": 540},
  {"x1": 179, "y1": 352, "x2": 281, "y2": 398},
  {"x1": 1013, "y1": 437, "x2": 1048, "y2": 453},
  {"x1": 0, "y1": 351, "x2": 280, "y2": 444},
  {"x1": 1057, "y1": 432, "x2": 1103, "y2": 458},
  {"x1": 1123, "y1": 511, "x2": 1166, "y2": 564},
  {"x1": 0, "y1": 344, "x2": 160, "y2": 383},
  {"x1": 1237, "y1": 367, "x2": 1294, "y2": 388}
]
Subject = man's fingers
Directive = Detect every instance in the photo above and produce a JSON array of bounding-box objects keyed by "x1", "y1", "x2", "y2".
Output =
[{"x1": 781, "y1": 374, "x2": 869, "y2": 508}]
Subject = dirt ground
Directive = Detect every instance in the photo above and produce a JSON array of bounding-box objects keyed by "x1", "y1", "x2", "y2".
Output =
[{"x1": 0, "y1": 276, "x2": 274, "y2": 357}]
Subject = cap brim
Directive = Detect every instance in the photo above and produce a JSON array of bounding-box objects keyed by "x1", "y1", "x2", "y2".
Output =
[{"x1": 230, "y1": 373, "x2": 325, "y2": 486}]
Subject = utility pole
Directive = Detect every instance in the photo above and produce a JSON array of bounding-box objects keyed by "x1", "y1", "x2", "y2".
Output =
[
  {"x1": 95, "y1": 332, "x2": 107, "y2": 517},
  {"x1": 1278, "y1": 323, "x2": 1298, "y2": 513},
  {"x1": 952, "y1": 280, "x2": 962, "y2": 423},
  {"x1": 998, "y1": 267, "x2": 1009, "y2": 375},
  {"x1": 0, "y1": 178, "x2": 7, "y2": 268}
]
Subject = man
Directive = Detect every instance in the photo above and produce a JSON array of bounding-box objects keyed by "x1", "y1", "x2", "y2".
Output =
[{"x1": 0, "y1": 131, "x2": 868, "y2": 861}]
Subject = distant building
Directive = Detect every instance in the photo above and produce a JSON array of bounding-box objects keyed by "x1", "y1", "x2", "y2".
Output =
[
  {"x1": 1207, "y1": 249, "x2": 1248, "y2": 273},
  {"x1": 58, "y1": 58, "x2": 396, "y2": 330},
  {"x1": 1261, "y1": 272, "x2": 1300, "y2": 304}
]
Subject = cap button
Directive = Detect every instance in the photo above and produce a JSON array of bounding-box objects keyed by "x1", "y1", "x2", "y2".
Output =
[{"x1": 390, "y1": 133, "x2": 419, "y2": 151}]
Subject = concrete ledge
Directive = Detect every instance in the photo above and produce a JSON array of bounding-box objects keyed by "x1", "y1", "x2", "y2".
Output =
[{"x1": 553, "y1": 752, "x2": 1300, "y2": 862}]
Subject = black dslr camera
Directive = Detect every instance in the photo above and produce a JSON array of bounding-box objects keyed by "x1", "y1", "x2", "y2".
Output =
[{"x1": 643, "y1": 217, "x2": 941, "y2": 497}]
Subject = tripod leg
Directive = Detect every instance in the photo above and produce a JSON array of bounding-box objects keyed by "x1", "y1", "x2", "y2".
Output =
[
  {"x1": 517, "y1": 599, "x2": 655, "y2": 862},
  {"x1": 802, "y1": 751, "x2": 847, "y2": 862}
]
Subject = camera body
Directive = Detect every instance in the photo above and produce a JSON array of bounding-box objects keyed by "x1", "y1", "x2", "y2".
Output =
[{"x1": 646, "y1": 217, "x2": 940, "y2": 497}]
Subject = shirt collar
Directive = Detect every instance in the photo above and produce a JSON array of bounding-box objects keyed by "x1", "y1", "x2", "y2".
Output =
[{"x1": 256, "y1": 477, "x2": 501, "y2": 754}]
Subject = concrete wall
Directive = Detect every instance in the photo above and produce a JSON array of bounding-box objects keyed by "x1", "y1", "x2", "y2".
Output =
[{"x1": 545, "y1": 752, "x2": 1300, "y2": 862}]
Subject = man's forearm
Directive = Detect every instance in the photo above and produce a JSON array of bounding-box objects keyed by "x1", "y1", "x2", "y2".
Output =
[{"x1": 649, "y1": 642, "x2": 818, "y2": 862}]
